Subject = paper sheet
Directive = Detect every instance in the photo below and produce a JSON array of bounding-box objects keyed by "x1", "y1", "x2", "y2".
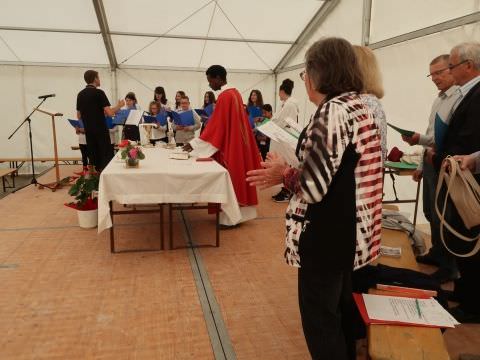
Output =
[
  {"x1": 270, "y1": 117, "x2": 301, "y2": 139},
  {"x1": 362, "y1": 294, "x2": 459, "y2": 328},
  {"x1": 125, "y1": 109, "x2": 143, "y2": 125},
  {"x1": 257, "y1": 121, "x2": 299, "y2": 166},
  {"x1": 257, "y1": 121, "x2": 296, "y2": 149}
]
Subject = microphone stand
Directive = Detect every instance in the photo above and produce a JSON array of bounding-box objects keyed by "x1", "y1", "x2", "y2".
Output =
[{"x1": 8, "y1": 97, "x2": 51, "y2": 192}]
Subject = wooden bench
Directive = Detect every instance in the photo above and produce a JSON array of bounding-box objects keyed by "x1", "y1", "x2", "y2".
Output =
[
  {"x1": 368, "y1": 227, "x2": 450, "y2": 359},
  {"x1": 0, "y1": 168, "x2": 16, "y2": 192},
  {"x1": 0, "y1": 157, "x2": 82, "y2": 170}
]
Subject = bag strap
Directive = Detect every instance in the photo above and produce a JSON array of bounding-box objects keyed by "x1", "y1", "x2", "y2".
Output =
[{"x1": 435, "y1": 156, "x2": 480, "y2": 257}]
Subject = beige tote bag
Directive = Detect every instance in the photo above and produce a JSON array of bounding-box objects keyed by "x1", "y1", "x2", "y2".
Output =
[{"x1": 435, "y1": 156, "x2": 480, "y2": 257}]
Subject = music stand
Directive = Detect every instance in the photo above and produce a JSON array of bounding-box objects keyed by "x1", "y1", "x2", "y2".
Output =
[
  {"x1": 36, "y1": 108, "x2": 65, "y2": 191},
  {"x1": 8, "y1": 98, "x2": 50, "y2": 191}
]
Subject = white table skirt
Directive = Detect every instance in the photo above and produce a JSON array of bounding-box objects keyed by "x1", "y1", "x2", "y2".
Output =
[{"x1": 97, "y1": 147, "x2": 241, "y2": 233}]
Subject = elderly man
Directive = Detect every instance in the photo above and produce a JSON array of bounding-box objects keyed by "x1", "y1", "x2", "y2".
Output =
[
  {"x1": 402, "y1": 55, "x2": 460, "y2": 283},
  {"x1": 431, "y1": 42, "x2": 480, "y2": 323}
]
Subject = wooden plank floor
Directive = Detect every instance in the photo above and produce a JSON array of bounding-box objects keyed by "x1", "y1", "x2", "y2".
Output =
[
  {"x1": 0, "y1": 167, "x2": 213, "y2": 359},
  {"x1": 0, "y1": 166, "x2": 479, "y2": 359}
]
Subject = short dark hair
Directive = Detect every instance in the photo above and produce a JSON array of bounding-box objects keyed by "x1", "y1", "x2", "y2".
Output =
[
  {"x1": 305, "y1": 37, "x2": 363, "y2": 98},
  {"x1": 206, "y1": 65, "x2": 227, "y2": 81},
  {"x1": 279, "y1": 79, "x2": 294, "y2": 96},
  {"x1": 262, "y1": 104, "x2": 272, "y2": 112},
  {"x1": 125, "y1": 92, "x2": 137, "y2": 103},
  {"x1": 84, "y1": 70, "x2": 98, "y2": 84},
  {"x1": 430, "y1": 54, "x2": 449, "y2": 66},
  {"x1": 181, "y1": 95, "x2": 190, "y2": 101}
]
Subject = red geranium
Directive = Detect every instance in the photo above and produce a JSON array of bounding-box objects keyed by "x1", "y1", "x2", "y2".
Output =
[
  {"x1": 118, "y1": 139, "x2": 130, "y2": 148},
  {"x1": 65, "y1": 197, "x2": 98, "y2": 211}
]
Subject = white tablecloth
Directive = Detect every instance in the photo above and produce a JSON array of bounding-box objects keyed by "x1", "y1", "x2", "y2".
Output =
[{"x1": 97, "y1": 147, "x2": 241, "y2": 233}]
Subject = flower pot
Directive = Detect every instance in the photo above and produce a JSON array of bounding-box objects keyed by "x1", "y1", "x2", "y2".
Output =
[
  {"x1": 77, "y1": 208, "x2": 98, "y2": 228},
  {"x1": 125, "y1": 158, "x2": 139, "y2": 168}
]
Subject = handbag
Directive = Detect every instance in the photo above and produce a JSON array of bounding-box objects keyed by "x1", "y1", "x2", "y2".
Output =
[{"x1": 435, "y1": 156, "x2": 480, "y2": 257}]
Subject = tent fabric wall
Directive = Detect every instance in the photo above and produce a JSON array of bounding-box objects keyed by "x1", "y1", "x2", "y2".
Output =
[
  {"x1": 370, "y1": 0, "x2": 479, "y2": 43},
  {"x1": 0, "y1": 65, "x2": 275, "y2": 165},
  {"x1": 284, "y1": 0, "x2": 364, "y2": 68},
  {"x1": 1, "y1": 66, "x2": 112, "y2": 165},
  {"x1": 116, "y1": 68, "x2": 275, "y2": 112},
  {"x1": 0, "y1": 0, "x2": 478, "y2": 222}
]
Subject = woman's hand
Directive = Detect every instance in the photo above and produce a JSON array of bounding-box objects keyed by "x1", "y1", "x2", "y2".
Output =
[
  {"x1": 246, "y1": 152, "x2": 288, "y2": 190},
  {"x1": 452, "y1": 154, "x2": 476, "y2": 172}
]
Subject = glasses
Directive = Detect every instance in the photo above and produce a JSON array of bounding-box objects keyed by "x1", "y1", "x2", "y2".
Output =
[
  {"x1": 299, "y1": 70, "x2": 306, "y2": 81},
  {"x1": 426, "y1": 67, "x2": 449, "y2": 78},
  {"x1": 448, "y1": 59, "x2": 470, "y2": 70}
]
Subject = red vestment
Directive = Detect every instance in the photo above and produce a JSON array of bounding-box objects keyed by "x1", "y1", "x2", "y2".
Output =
[{"x1": 200, "y1": 88, "x2": 261, "y2": 206}]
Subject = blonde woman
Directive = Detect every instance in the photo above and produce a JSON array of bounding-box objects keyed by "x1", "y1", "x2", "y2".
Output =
[{"x1": 353, "y1": 46, "x2": 387, "y2": 163}]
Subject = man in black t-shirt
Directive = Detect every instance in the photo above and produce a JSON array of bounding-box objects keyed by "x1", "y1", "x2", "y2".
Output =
[{"x1": 76, "y1": 70, "x2": 124, "y2": 171}]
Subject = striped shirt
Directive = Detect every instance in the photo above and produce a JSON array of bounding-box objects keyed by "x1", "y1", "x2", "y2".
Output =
[{"x1": 283, "y1": 92, "x2": 383, "y2": 270}]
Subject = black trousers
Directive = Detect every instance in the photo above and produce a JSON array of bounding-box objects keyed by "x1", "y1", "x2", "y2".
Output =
[
  {"x1": 298, "y1": 267, "x2": 355, "y2": 360},
  {"x1": 257, "y1": 139, "x2": 270, "y2": 161},
  {"x1": 423, "y1": 162, "x2": 457, "y2": 273},
  {"x1": 150, "y1": 137, "x2": 168, "y2": 145},
  {"x1": 441, "y1": 189, "x2": 480, "y2": 314},
  {"x1": 123, "y1": 125, "x2": 140, "y2": 142},
  {"x1": 85, "y1": 131, "x2": 114, "y2": 171},
  {"x1": 79, "y1": 144, "x2": 89, "y2": 167}
]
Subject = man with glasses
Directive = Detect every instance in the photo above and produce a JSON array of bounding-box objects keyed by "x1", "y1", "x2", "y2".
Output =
[
  {"x1": 402, "y1": 54, "x2": 460, "y2": 283},
  {"x1": 432, "y1": 42, "x2": 480, "y2": 323}
]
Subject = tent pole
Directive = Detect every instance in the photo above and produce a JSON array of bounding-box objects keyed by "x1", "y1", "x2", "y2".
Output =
[
  {"x1": 273, "y1": 0, "x2": 340, "y2": 74},
  {"x1": 362, "y1": 0, "x2": 372, "y2": 46},
  {"x1": 274, "y1": 73, "x2": 278, "y2": 112},
  {"x1": 92, "y1": 0, "x2": 117, "y2": 72},
  {"x1": 111, "y1": 69, "x2": 118, "y2": 102},
  {"x1": 369, "y1": 12, "x2": 480, "y2": 50}
]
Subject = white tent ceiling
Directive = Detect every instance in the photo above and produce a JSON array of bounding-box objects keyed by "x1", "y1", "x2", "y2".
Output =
[
  {"x1": 2, "y1": 0, "x2": 478, "y2": 73},
  {"x1": 0, "y1": 0, "x2": 327, "y2": 72}
]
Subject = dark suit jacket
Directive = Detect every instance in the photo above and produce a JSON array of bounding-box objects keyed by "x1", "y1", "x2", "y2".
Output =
[
  {"x1": 433, "y1": 79, "x2": 480, "y2": 254},
  {"x1": 433, "y1": 80, "x2": 480, "y2": 171}
]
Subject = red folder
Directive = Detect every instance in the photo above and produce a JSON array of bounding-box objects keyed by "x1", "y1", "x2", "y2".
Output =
[
  {"x1": 353, "y1": 293, "x2": 451, "y2": 328},
  {"x1": 375, "y1": 284, "x2": 437, "y2": 298}
]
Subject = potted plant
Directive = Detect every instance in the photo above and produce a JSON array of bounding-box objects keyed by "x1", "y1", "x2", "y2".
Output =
[
  {"x1": 65, "y1": 169, "x2": 99, "y2": 228},
  {"x1": 118, "y1": 139, "x2": 145, "y2": 168}
]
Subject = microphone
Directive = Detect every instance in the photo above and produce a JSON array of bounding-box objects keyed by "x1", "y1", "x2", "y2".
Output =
[{"x1": 38, "y1": 94, "x2": 55, "y2": 99}]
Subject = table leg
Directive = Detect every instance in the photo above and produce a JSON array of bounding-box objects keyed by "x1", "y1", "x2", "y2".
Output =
[
  {"x1": 109, "y1": 201, "x2": 115, "y2": 253},
  {"x1": 216, "y1": 206, "x2": 220, "y2": 247},
  {"x1": 169, "y1": 204, "x2": 173, "y2": 250},
  {"x1": 160, "y1": 204, "x2": 164, "y2": 250},
  {"x1": 2, "y1": 176, "x2": 5, "y2": 192},
  {"x1": 12, "y1": 173, "x2": 15, "y2": 188},
  {"x1": 413, "y1": 179, "x2": 421, "y2": 231}
]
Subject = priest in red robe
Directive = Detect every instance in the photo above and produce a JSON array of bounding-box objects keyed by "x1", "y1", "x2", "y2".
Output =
[{"x1": 184, "y1": 65, "x2": 261, "y2": 226}]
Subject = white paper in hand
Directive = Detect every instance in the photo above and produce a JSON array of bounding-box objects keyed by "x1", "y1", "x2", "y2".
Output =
[{"x1": 125, "y1": 110, "x2": 143, "y2": 125}]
